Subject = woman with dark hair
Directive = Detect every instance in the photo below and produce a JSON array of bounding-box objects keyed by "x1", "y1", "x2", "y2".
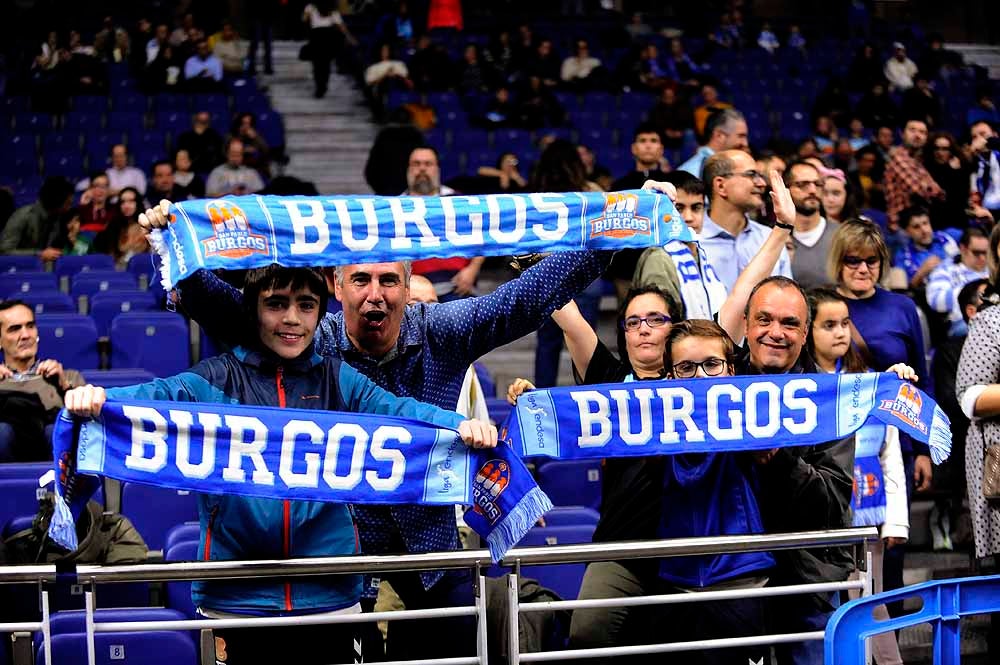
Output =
[
  {"x1": 92, "y1": 187, "x2": 147, "y2": 268},
  {"x1": 475, "y1": 152, "x2": 526, "y2": 193},
  {"x1": 925, "y1": 131, "x2": 973, "y2": 229},
  {"x1": 820, "y1": 168, "x2": 858, "y2": 224}
]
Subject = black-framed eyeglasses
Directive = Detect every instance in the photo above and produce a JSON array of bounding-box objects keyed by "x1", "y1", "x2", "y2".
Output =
[
  {"x1": 971, "y1": 249, "x2": 988, "y2": 258},
  {"x1": 721, "y1": 169, "x2": 767, "y2": 183},
  {"x1": 843, "y1": 255, "x2": 881, "y2": 268},
  {"x1": 622, "y1": 313, "x2": 671, "y2": 331},
  {"x1": 790, "y1": 179, "x2": 823, "y2": 190},
  {"x1": 672, "y1": 357, "x2": 728, "y2": 379}
]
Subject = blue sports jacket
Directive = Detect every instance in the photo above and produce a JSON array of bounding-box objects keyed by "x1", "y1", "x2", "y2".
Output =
[{"x1": 107, "y1": 344, "x2": 465, "y2": 615}]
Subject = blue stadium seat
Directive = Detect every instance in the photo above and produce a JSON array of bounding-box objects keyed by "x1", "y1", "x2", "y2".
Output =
[
  {"x1": 125, "y1": 253, "x2": 160, "y2": 291},
  {"x1": 0, "y1": 272, "x2": 58, "y2": 298},
  {"x1": 120, "y1": 482, "x2": 198, "y2": 551},
  {"x1": 38, "y1": 631, "x2": 197, "y2": 665},
  {"x1": 164, "y1": 539, "x2": 199, "y2": 618},
  {"x1": 232, "y1": 91, "x2": 271, "y2": 114},
  {"x1": 86, "y1": 131, "x2": 125, "y2": 169},
  {"x1": 154, "y1": 111, "x2": 189, "y2": 135},
  {"x1": 54, "y1": 254, "x2": 116, "y2": 285},
  {"x1": 164, "y1": 522, "x2": 200, "y2": 554},
  {"x1": 63, "y1": 111, "x2": 102, "y2": 132},
  {"x1": 21, "y1": 291, "x2": 76, "y2": 315},
  {"x1": 0, "y1": 462, "x2": 49, "y2": 481},
  {"x1": 199, "y1": 325, "x2": 222, "y2": 362},
  {"x1": 126, "y1": 130, "x2": 169, "y2": 156},
  {"x1": 256, "y1": 111, "x2": 285, "y2": 147},
  {"x1": 0, "y1": 478, "x2": 43, "y2": 525},
  {"x1": 70, "y1": 271, "x2": 140, "y2": 307},
  {"x1": 45, "y1": 130, "x2": 83, "y2": 152},
  {"x1": 154, "y1": 93, "x2": 189, "y2": 112},
  {"x1": 110, "y1": 92, "x2": 149, "y2": 114},
  {"x1": 14, "y1": 112, "x2": 55, "y2": 134},
  {"x1": 0, "y1": 256, "x2": 43, "y2": 273},
  {"x1": 42, "y1": 148, "x2": 84, "y2": 178},
  {"x1": 89, "y1": 290, "x2": 159, "y2": 338},
  {"x1": 517, "y1": 524, "x2": 595, "y2": 601},
  {"x1": 73, "y1": 95, "x2": 109, "y2": 114},
  {"x1": 110, "y1": 312, "x2": 190, "y2": 376},
  {"x1": 0, "y1": 96, "x2": 30, "y2": 114},
  {"x1": 536, "y1": 459, "x2": 602, "y2": 510},
  {"x1": 190, "y1": 93, "x2": 229, "y2": 114},
  {"x1": 542, "y1": 506, "x2": 601, "y2": 527},
  {"x1": 485, "y1": 397, "x2": 512, "y2": 426},
  {"x1": 0, "y1": 136, "x2": 38, "y2": 174},
  {"x1": 35, "y1": 314, "x2": 100, "y2": 369},
  {"x1": 2, "y1": 513, "x2": 35, "y2": 538},
  {"x1": 36, "y1": 609, "x2": 194, "y2": 654},
  {"x1": 83, "y1": 369, "x2": 157, "y2": 389},
  {"x1": 107, "y1": 112, "x2": 146, "y2": 134}
]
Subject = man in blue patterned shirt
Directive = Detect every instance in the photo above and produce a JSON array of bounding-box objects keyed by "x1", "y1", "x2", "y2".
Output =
[{"x1": 138, "y1": 186, "x2": 674, "y2": 658}]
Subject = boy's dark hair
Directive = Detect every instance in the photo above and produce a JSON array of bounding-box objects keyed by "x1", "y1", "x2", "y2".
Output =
[
  {"x1": 632, "y1": 122, "x2": 663, "y2": 144},
  {"x1": 38, "y1": 177, "x2": 73, "y2": 212},
  {"x1": 959, "y1": 278, "x2": 989, "y2": 323},
  {"x1": 662, "y1": 171, "x2": 706, "y2": 197},
  {"x1": 242, "y1": 265, "x2": 329, "y2": 338}
]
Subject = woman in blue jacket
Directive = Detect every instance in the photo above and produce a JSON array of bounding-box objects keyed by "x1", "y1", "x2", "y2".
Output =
[{"x1": 65, "y1": 264, "x2": 495, "y2": 665}]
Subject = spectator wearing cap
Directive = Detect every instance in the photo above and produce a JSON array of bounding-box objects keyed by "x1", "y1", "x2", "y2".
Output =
[
  {"x1": 927, "y1": 227, "x2": 991, "y2": 336},
  {"x1": 884, "y1": 42, "x2": 918, "y2": 92},
  {"x1": 893, "y1": 205, "x2": 959, "y2": 289}
]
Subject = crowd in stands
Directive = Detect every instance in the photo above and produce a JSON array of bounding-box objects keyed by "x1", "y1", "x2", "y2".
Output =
[{"x1": 2, "y1": 1, "x2": 1000, "y2": 663}]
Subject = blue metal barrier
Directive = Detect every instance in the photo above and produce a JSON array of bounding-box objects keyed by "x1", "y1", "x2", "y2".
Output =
[{"x1": 825, "y1": 573, "x2": 1000, "y2": 664}]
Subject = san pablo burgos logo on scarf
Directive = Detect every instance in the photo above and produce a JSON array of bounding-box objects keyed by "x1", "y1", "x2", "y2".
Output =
[
  {"x1": 878, "y1": 383, "x2": 928, "y2": 436},
  {"x1": 589, "y1": 192, "x2": 653, "y2": 238},
  {"x1": 472, "y1": 459, "x2": 511, "y2": 524},
  {"x1": 201, "y1": 200, "x2": 269, "y2": 259}
]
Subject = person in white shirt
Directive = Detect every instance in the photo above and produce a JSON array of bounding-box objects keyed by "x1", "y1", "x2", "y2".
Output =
[
  {"x1": 364, "y1": 43, "x2": 410, "y2": 94},
  {"x1": 106, "y1": 144, "x2": 147, "y2": 198},
  {"x1": 205, "y1": 138, "x2": 265, "y2": 197},
  {"x1": 884, "y1": 42, "x2": 918, "y2": 92},
  {"x1": 927, "y1": 227, "x2": 991, "y2": 336},
  {"x1": 146, "y1": 23, "x2": 169, "y2": 64},
  {"x1": 560, "y1": 39, "x2": 603, "y2": 90},
  {"x1": 303, "y1": 1, "x2": 357, "y2": 98}
]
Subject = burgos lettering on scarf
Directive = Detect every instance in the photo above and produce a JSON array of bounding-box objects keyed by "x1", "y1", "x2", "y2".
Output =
[
  {"x1": 150, "y1": 191, "x2": 688, "y2": 290},
  {"x1": 504, "y1": 373, "x2": 951, "y2": 464}
]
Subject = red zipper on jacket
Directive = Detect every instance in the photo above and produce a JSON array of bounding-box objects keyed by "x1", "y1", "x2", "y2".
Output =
[
  {"x1": 276, "y1": 366, "x2": 293, "y2": 611},
  {"x1": 204, "y1": 505, "x2": 219, "y2": 561}
]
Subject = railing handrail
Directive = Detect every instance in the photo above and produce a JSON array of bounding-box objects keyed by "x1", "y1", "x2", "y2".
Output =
[{"x1": 0, "y1": 527, "x2": 877, "y2": 585}]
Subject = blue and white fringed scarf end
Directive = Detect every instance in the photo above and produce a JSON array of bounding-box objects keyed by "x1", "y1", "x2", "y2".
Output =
[
  {"x1": 48, "y1": 402, "x2": 552, "y2": 560},
  {"x1": 149, "y1": 190, "x2": 687, "y2": 290}
]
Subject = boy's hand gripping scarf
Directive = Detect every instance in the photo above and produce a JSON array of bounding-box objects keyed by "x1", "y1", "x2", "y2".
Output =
[
  {"x1": 150, "y1": 190, "x2": 689, "y2": 290},
  {"x1": 48, "y1": 401, "x2": 551, "y2": 562},
  {"x1": 503, "y1": 373, "x2": 951, "y2": 464}
]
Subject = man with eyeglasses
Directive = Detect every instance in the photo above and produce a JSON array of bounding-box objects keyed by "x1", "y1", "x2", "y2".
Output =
[
  {"x1": 927, "y1": 227, "x2": 991, "y2": 336},
  {"x1": 737, "y1": 275, "x2": 855, "y2": 665},
  {"x1": 786, "y1": 160, "x2": 839, "y2": 289},
  {"x1": 698, "y1": 150, "x2": 792, "y2": 293}
]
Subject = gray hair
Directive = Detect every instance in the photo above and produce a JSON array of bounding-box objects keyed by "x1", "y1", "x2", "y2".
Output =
[
  {"x1": 333, "y1": 261, "x2": 412, "y2": 287},
  {"x1": 705, "y1": 108, "x2": 745, "y2": 141}
]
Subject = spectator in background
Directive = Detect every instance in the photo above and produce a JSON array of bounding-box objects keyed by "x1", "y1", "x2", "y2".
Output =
[
  {"x1": 47, "y1": 208, "x2": 91, "y2": 256},
  {"x1": 183, "y1": 38, "x2": 223, "y2": 91},
  {"x1": 813, "y1": 78, "x2": 852, "y2": 128},
  {"x1": 560, "y1": 39, "x2": 603, "y2": 91},
  {"x1": 757, "y1": 22, "x2": 779, "y2": 54},
  {"x1": 787, "y1": 160, "x2": 838, "y2": 289},
  {"x1": 364, "y1": 108, "x2": 425, "y2": 195},
  {"x1": 0, "y1": 177, "x2": 74, "y2": 259},
  {"x1": 612, "y1": 123, "x2": 669, "y2": 190},
  {"x1": 211, "y1": 21, "x2": 247, "y2": 77},
  {"x1": 925, "y1": 131, "x2": 972, "y2": 229},
  {"x1": 787, "y1": 24, "x2": 807, "y2": 51},
  {"x1": 625, "y1": 12, "x2": 652, "y2": 41},
  {"x1": 477, "y1": 87, "x2": 514, "y2": 127},
  {"x1": 901, "y1": 73, "x2": 942, "y2": 128},
  {"x1": 970, "y1": 120, "x2": 1000, "y2": 218},
  {"x1": 78, "y1": 172, "x2": 115, "y2": 234},
  {"x1": 526, "y1": 38, "x2": 562, "y2": 89},
  {"x1": 812, "y1": 115, "x2": 838, "y2": 155},
  {"x1": 377, "y1": 0, "x2": 415, "y2": 47},
  {"x1": 927, "y1": 227, "x2": 991, "y2": 336},
  {"x1": 967, "y1": 93, "x2": 1000, "y2": 128},
  {"x1": 246, "y1": 0, "x2": 277, "y2": 75},
  {"x1": 512, "y1": 23, "x2": 535, "y2": 71},
  {"x1": 409, "y1": 34, "x2": 454, "y2": 91},
  {"x1": 93, "y1": 187, "x2": 147, "y2": 269},
  {"x1": 666, "y1": 38, "x2": 704, "y2": 89},
  {"x1": 483, "y1": 30, "x2": 515, "y2": 86},
  {"x1": 884, "y1": 42, "x2": 918, "y2": 92},
  {"x1": 918, "y1": 33, "x2": 961, "y2": 81},
  {"x1": 177, "y1": 112, "x2": 224, "y2": 174},
  {"x1": 633, "y1": 43, "x2": 671, "y2": 92},
  {"x1": 821, "y1": 168, "x2": 858, "y2": 224},
  {"x1": 884, "y1": 119, "x2": 944, "y2": 229},
  {"x1": 405, "y1": 146, "x2": 484, "y2": 301},
  {"x1": 692, "y1": 85, "x2": 733, "y2": 141},
  {"x1": 364, "y1": 43, "x2": 410, "y2": 98},
  {"x1": 678, "y1": 108, "x2": 748, "y2": 178},
  {"x1": 894, "y1": 205, "x2": 959, "y2": 289},
  {"x1": 0, "y1": 300, "x2": 85, "y2": 462},
  {"x1": 857, "y1": 83, "x2": 898, "y2": 130},
  {"x1": 847, "y1": 43, "x2": 886, "y2": 92},
  {"x1": 106, "y1": 144, "x2": 147, "y2": 197},
  {"x1": 303, "y1": 1, "x2": 357, "y2": 99},
  {"x1": 647, "y1": 85, "x2": 694, "y2": 149},
  {"x1": 846, "y1": 117, "x2": 870, "y2": 151},
  {"x1": 476, "y1": 152, "x2": 526, "y2": 193},
  {"x1": 169, "y1": 13, "x2": 197, "y2": 48},
  {"x1": 577, "y1": 144, "x2": 613, "y2": 191},
  {"x1": 173, "y1": 149, "x2": 206, "y2": 199},
  {"x1": 205, "y1": 138, "x2": 266, "y2": 197},
  {"x1": 850, "y1": 146, "x2": 884, "y2": 210},
  {"x1": 228, "y1": 113, "x2": 271, "y2": 177},
  {"x1": 456, "y1": 43, "x2": 489, "y2": 94},
  {"x1": 143, "y1": 42, "x2": 181, "y2": 92},
  {"x1": 146, "y1": 23, "x2": 169, "y2": 64},
  {"x1": 147, "y1": 160, "x2": 189, "y2": 202},
  {"x1": 516, "y1": 75, "x2": 565, "y2": 128},
  {"x1": 698, "y1": 150, "x2": 793, "y2": 292}
]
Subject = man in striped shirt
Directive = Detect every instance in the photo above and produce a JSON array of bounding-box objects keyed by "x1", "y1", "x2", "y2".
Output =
[{"x1": 926, "y1": 227, "x2": 990, "y2": 336}]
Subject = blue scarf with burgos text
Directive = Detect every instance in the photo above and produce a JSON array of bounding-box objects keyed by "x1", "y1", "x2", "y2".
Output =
[
  {"x1": 47, "y1": 401, "x2": 552, "y2": 562},
  {"x1": 149, "y1": 191, "x2": 688, "y2": 290},
  {"x1": 503, "y1": 373, "x2": 951, "y2": 464}
]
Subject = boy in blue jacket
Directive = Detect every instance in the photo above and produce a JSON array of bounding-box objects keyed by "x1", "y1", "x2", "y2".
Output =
[{"x1": 64, "y1": 264, "x2": 496, "y2": 665}]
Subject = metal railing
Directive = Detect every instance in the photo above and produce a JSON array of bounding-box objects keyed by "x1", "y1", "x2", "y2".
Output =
[{"x1": 0, "y1": 527, "x2": 878, "y2": 665}]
